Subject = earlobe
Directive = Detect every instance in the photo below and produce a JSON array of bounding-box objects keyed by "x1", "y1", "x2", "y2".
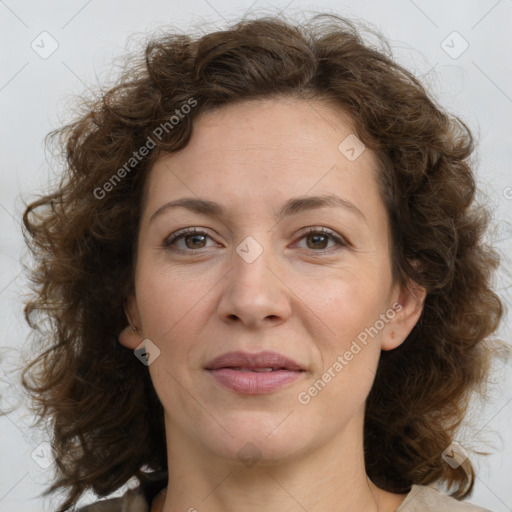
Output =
[
  {"x1": 118, "y1": 324, "x2": 144, "y2": 349},
  {"x1": 118, "y1": 294, "x2": 143, "y2": 349},
  {"x1": 381, "y1": 278, "x2": 427, "y2": 351}
]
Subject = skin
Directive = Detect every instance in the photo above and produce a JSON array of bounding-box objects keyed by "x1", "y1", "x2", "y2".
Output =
[{"x1": 119, "y1": 96, "x2": 426, "y2": 512}]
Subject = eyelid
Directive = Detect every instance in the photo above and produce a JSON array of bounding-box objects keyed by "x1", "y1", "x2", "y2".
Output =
[
  {"x1": 163, "y1": 227, "x2": 216, "y2": 248},
  {"x1": 293, "y1": 226, "x2": 349, "y2": 250},
  {"x1": 163, "y1": 226, "x2": 349, "y2": 253}
]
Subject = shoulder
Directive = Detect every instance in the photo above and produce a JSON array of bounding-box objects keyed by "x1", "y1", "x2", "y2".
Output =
[
  {"x1": 75, "y1": 471, "x2": 167, "y2": 512},
  {"x1": 75, "y1": 487, "x2": 149, "y2": 512},
  {"x1": 397, "y1": 484, "x2": 494, "y2": 512}
]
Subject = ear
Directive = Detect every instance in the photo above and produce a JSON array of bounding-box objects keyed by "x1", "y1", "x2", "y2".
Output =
[
  {"x1": 381, "y1": 277, "x2": 426, "y2": 351},
  {"x1": 118, "y1": 293, "x2": 144, "y2": 350}
]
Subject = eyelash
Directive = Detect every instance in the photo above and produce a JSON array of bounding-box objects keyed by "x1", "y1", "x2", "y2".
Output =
[{"x1": 163, "y1": 227, "x2": 348, "y2": 255}]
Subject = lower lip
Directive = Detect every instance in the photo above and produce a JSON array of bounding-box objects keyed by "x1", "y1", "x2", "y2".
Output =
[{"x1": 208, "y1": 368, "x2": 304, "y2": 395}]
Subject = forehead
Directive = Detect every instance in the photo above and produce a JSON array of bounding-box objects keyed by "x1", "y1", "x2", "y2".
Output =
[{"x1": 142, "y1": 97, "x2": 383, "y2": 223}]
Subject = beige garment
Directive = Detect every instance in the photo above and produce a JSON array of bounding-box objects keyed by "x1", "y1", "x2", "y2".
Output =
[
  {"x1": 396, "y1": 485, "x2": 492, "y2": 511},
  {"x1": 77, "y1": 488, "x2": 147, "y2": 512},
  {"x1": 77, "y1": 484, "x2": 493, "y2": 511}
]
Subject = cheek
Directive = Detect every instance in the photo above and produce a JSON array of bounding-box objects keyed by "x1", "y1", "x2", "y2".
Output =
[
  {"x1": 135, "y1": 259, "x2": 214, "y2": 343},
  {"x1": 300, "y1": 281, "x2": 384, "y2": 415},
  {"x1": 303, "y1": 271, "x2": 391, "y2": 349}
]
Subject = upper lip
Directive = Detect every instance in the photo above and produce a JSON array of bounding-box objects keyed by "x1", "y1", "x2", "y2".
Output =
[{"x1": 205, "y1": 350, "x2": 304, "y2": 371}]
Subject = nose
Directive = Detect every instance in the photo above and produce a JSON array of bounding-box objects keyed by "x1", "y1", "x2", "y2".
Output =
[{"x1": 216, "y1": 238, "x2": 292, "y2": 329}]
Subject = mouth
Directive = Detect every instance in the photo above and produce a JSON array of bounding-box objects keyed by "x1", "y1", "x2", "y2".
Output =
[
  {"x1": 205, "y1": 351, "x2": 305, "y2": 395},
  {"x1": 205, "y1": 350, "x2": 304, "y2": 371},
  {"x1": 227, "y1": 367, "x2": 294, "y2": 372}
]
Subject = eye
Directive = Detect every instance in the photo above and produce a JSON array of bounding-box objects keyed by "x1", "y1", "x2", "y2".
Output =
[
  {"x1": 163, "y1": 228, "x2": 216, "y2": 253},
  {"x1": 163, "y1": 227, "x2": 348, "y2": 254},
  {"x1": 295, "y1": 227, "x2": 347, "y2": 252}
]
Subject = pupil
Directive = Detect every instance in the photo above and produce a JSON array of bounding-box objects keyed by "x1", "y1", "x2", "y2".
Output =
[
  {"x1": 309, "y1": 234, "x2": 327, "y2": 249},
  {"x1": 187, "y1": 235, "x2": 205, "y2": 249},
  {"x1": 184, "y1": 233, "x2": 328, "y2": 250}
]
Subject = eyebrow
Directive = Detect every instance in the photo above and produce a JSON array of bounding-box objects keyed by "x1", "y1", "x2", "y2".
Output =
[{"x1": 149, "y1": 193, "x2": 367, "y2": 224}]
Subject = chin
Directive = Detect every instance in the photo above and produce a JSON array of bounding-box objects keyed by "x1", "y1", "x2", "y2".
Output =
[{"x1": 200, "y1": 411, "x2": 317, "y2": 466}]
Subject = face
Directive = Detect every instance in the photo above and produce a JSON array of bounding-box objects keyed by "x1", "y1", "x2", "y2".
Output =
[{"x1": 121, "y1": 96, "x2": 424, "y2": 465}]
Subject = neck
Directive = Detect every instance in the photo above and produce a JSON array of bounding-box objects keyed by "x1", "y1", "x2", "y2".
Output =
[{"x1": 156, "y1": 408, "x2": 404, "y2": 512}]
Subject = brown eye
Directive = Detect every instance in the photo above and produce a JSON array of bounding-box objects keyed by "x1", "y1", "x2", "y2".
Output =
[
  {"x1": 182, "y1": 233, "x2": 207, "y2": 249},
  {"x1": 164, "y1": 229, "x2": 214, "y2": 252},
  {"x1": 296, "y1": 228, "x2": 347, "y2": 252},
  {"x1": 305, "y1": 233, "x2": 330, "y2": 250}
]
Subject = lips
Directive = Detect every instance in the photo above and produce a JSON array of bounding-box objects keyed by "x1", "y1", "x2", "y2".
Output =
[
  {"x1": 205, "y1": 351, "x2": 305, "y2": 395},
  {"x1": 205, "y1": 350, "x2": 303, "y2": 372}
]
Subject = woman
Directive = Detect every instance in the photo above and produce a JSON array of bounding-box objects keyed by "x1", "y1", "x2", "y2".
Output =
[{"x1": 21, "y1": 12, "x2": 505, "y2": 512}]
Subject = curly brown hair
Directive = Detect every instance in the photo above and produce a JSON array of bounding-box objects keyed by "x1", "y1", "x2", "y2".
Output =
[{"x1": 21, "y1": 12, "x2": 505, "y2": 512}]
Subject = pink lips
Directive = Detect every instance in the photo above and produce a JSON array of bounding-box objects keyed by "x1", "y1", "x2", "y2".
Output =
[{"x1": 205, "y1": 350, "x2": 305, "y2": 395}]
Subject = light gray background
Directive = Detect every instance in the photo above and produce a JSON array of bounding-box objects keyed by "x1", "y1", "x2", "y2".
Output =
[{"x1": 1, "y1": 0, "x2": 511, "y2": 511}]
